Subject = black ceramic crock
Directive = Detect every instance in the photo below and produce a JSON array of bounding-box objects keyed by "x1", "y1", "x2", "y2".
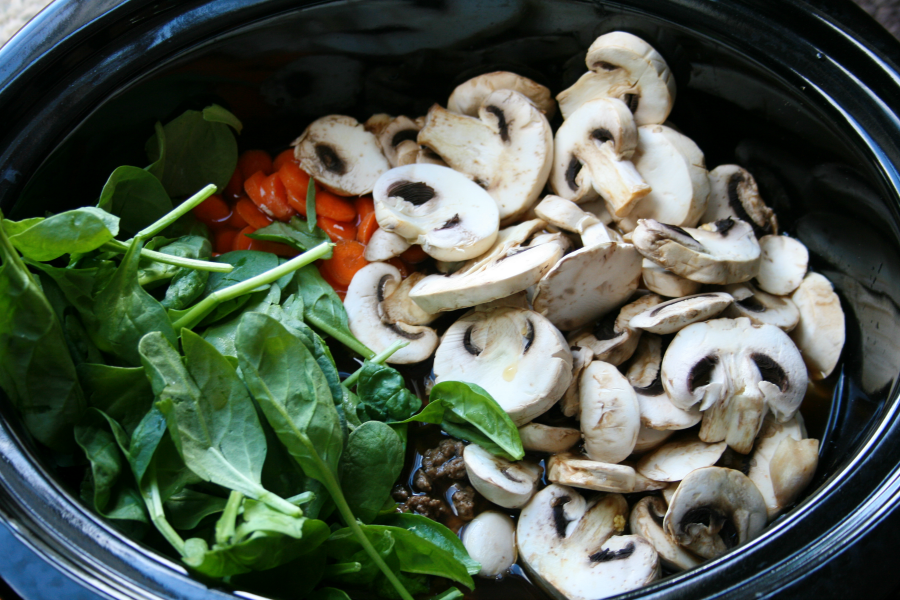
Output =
[{"x1": 2, "y1": 0, "x2": 900, "y2": 598}]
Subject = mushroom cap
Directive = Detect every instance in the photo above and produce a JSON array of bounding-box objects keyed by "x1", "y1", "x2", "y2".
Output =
[
  {"x1": 788, "y1": 272, "x2": 845, "y2": 380},
  {"x1": 579, "y1": 361, "x2": 640, "y2": 463},
  {"x1": 463, "y1": 444, "x2": 542, "y2": 508},
  {"x1": 461, "y1": 511, "x2": 518, "y2": 577},
  {"x1": 373, "y1": 163, "x2": 499, "y2": 262},
  {"x1": 433, "y1": 307, "x2": 573, "y2": 425},
  {"x1": 532, "y1": 242, "x2": 642, "y2": 331},
  {"x1": 448, "y1": 71, "x2": 556, "y2": 119},
  {"x1": 642, "y1": 258, "x2": 702, "y2": 298},
  {"x1": 722, "y1": 282, "x2": 800, "y2": 332},
  {"x1": 702, "y1": 165, "x2": 778, "y2": 238},
  {"x1": 633, "y1": 217, "x2": 761, "y2": 285},
  {"x1": 557, "y1": 31, "x2": 676, "y2": 125},
  {"x1": 418, "y1": 90, "x2": 553, "y2": 222},
  {"x1": 550, "y1": 98, "x2": 650, "y2": 216},
  {"x1": 568, "y1": 293, "x2": 662, "y2": 365},
  {"x1": 630, "y1": 496, "x2": 703, "y2": 572},
  {"x1": 663, "y1": 466, "x2": 768, "y2": 559},
  {"x1": 518, "y1": 485, "x2": 659, "y2": 600},
  {"x1": 519, "y1": 422, "x2": 582, "y2": 454},
  {"x1": 374, "y1": 115, "x2": 422, "y2": 168},
  {"x1": 534, "y1": 195, "x2": 601, "y2": 236},
  {"x1": 756, "y1": 235, "x2": 809, "y2": 296},
  {"x1": 617, "y1": 124, "x2": 710, "y2": 232},
  {"x1": 626, "y1": 334, "x2": 702, "y2": 430},
  {"x1": 345, "y1": 262, "x2": 439, "y2": 364},
  {"x1": 634, "y1": 425, "x2": 675, "y2": 453},
  {"x1": 293, "y1": 114, "x2": 391, "y2": 196},
  {"x1": 629, "y1": 292, "x2": 734, "y2": 335},
  {"x1": 379, "y1": 272, "x2": 438, "y2": 326},
  {"x1": 409, "y1": 222, "x2": 568, "y2": 314},
  {"x1": 560, "y1": 345, "x2": 594, "y2": 418},
  {"x1": 747, "y1": 413, "x2": 818, "y2": 519},
  {"x1": 661, "y1": 317, "x2": 807, "y2": 453},
  {"x1": 547, "y1": 453, "x2": 636, "y2": 493},
  {"x1": 635, "y1": 432, "x2": 728, "y2": 482},
  {"x1": 363, "y1": 228, "x2": 411, "y2": 262}
]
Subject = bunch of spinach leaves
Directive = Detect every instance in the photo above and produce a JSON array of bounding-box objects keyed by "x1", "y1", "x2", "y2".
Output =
[{"x1": 0, "y1": 103, "x2": 528, "y2": 600}]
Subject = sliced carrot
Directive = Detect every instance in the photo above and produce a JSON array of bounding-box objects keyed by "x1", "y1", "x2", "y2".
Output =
[
  {"x1": 354, "y1": 196, "x2": 375, "y2": 223},
  {"x1": 315, "y1": 188, "x2": 357, "y2": 222},
  {"x1": 386, "y1": 257, "x2": 410, "y2": 278},
  {"x1": 215, "y1": 228, "x2": 240, "y2": 254},
  {"x1": 238, "y1": 149, "x2": 274, "y2": 179},
  {"x1": 357, "y1": 212, "x2": 379, "y2": 245},
  {"x1": 320, "y1": 239, "x2": 368, "y2": 288},
  {"x1": 192, "y1": 194, "x2": 230, "y2": 224},
  {"x1": 318, "y1": 216, "x2": 357, "y2": 242},
  {"x1": 233, "y1": 226, "x2": 256, "y2": 251},
  {"x1": 235, "y1": 197, "x2": 273, "y2": 230},
  {"x1": 318, "y1": 264, "x2": 347, "y2": 301},
  {"x1": 224, "y1": 167, "x2": 244, "y2": 203},
  {"x1": 273, "y1": 148, "x2": 298, "y2": 171},
  {"x1": 281, "y1": 162, "x2": 313, "y2": 215},
  {"x1": 226, "y1": 205, "x2": 249, "y2": 229},
  {"x1": 400, "y1": 245, "x2": 428, "y2": 264},
  {"x1": 245, "y1": 171, "x2": 295, "y2": 222}
]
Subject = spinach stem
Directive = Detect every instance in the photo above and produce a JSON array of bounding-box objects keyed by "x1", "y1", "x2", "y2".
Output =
[
  {"x1": 215, "y1": 491, "x2": 243, "y2": 545},
  {"x1": 257, "y1": 490, "x2": 303, "y2": 517},
  {"x1": 341, "y1": 340, "x2": 409, "y2": 389},
  {"x1": 306, "y1": 313, "x2": 375, "y2": 359},
  {"x1": 102, "y1": 239, "x2": 233, "y2": 272},
  {"x1": 146, "y1": 461, "x2": 186, "y2": 556},
  {"x1": 136, "y1": 184, "x2": 218, "y2": 239},
  {"x1": 172, "y1": 241, "x2": 333, "y2": 331}
]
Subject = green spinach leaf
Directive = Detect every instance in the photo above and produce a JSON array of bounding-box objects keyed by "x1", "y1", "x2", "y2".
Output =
[
  {"x1": 356, "y1": 362, "x2": 421, "y2": 423},
  {"x1": 77, "y1": 363, "x2": 155, "y2": 435},
  {"x1": 202, "y1": 104, "x2": 243, "y2": 134},
  {"x1": 376, "y1": 513, "x2": 479, "y2": 576},
  {"x1": 340, "y1": 422, "x2": 404, "y2": 524},
  {"x1": 295, "y1": 264, "x2": 373, "y2": 358},
  {"x1": 247, "y1": 217, "x2": 331, "y2": 254},
  {"x1": 138, "y1": 235, "x2": 211, "y2": 288},
  {"x1": 98, "y1": 165, "x2": 173, "y2": 236},
  {"x1": 164, "y1": 488, "x2": 228, "y2": 530},
  {"x1": 6, "y1": 207, "x2": 119, "y2": 262}
]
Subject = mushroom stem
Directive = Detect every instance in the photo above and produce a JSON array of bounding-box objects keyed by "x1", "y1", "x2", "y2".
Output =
[{"x1": 341, "y1": 340, "x2": 409, "y2": 388}]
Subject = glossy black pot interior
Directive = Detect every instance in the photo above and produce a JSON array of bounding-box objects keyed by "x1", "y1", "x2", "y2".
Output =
[{"x1": 2, "y1": 0, "x2": 900, "y2": 598}]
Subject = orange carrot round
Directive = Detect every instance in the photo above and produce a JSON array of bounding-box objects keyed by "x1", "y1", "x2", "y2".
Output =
[
  {"x1": 318, "y1": 216, "x2": 357, "y2": 242},
  {"x1": 245, "y1": 171, "x2": 295, "y2": 222},
  {"x1": 400, "y1": 245, "x2": 428, "y2": 264},
  {"x1": 235, "y1": 197, "x2": 273, "y2": 230},
  {"x1": 224, "y1": 167, "x2": 244, "y2": 203},
  {"x1": 354, "y1": 196, "x2": 375, "y2": 224},
  {"x1": 273, "y1": 148, "x2": 298, "y2": 171},
  {"x1": 215, "y1": 228, "x2": 240, "y2": 254},
  {"x1": 233, "y1": 226, "x2": 256, "y2": 251},
  {"x1": 318, "y1": 265, "x2": 348, "y2": 301},
  {"x1": 357, "y1": 212, "x2": 379, "y2": 245},
  {"x1": 386, "y1": 257, "x2": 411, "y2": 278},
  {"x1": 315, "y1": 188, "x2": 357, "y2": 222},
  {"x1": 226, "y1": 205, "x2": 249, "y2": 229},
  {"x1": 320, "y1": 239, "x2": 368, "y2": 287},
  {"x1": 192, "y1": 194, "x2": 230, "y2": 224},
  {"x1": 238, "y1": 149, "x2": 273, "y2": 179}
]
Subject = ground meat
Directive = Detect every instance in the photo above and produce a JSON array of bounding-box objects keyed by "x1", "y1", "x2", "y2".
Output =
[
  {"x1": 391, "y1": 484, "x2": 410, "y2": 503},
  {"x1": 406, "y1": 495, "x2": 446, "y2": 520},
  {"x1": 413, "y1": 439, "x2": 468, "y2": 492},
  {"x1": 451, "y1": 484, "x2": 477, "y2": 521}
]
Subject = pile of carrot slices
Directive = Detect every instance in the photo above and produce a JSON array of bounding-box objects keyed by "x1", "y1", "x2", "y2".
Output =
[{"x1": 191, "y1": 148, "x2": 426, "y2": 299}]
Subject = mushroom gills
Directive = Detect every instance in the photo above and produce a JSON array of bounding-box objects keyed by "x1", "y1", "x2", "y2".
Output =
[{"x1": 702, "y1": 165, "x2": 778, "y2": 238}]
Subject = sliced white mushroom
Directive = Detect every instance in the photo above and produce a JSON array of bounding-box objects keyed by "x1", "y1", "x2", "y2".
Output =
[
  {"x1": 373, "y1": 164, "x2": 499, "y2": 262},
  {"x1": 549, "y1": 98, "x2": 650, "y2": 216},
  {"x1": 363, "y1": 228, "x2": 412, "y2": 262},
  {"x1": 532, "y1": 242, "x2": 642, "y2": 331},
  {"x1": 641, "y1": 258, "x2": 702, "y2": 298},
  {"x1": 630, "y1": 496, "x2": 703, "y2": 572},
  {"x1": 661, "y1": 317, "x2": 808, "y2": 453},
  {"x1": 547, "y1": 453, "x2": 636, "y2": 493},
  {"x1": 662, "y1": 482, "x2": 679, "y2": 506},
  {"x1": 663, "y1": 466, "x2": 767, "y2": 559},
  {"x1": 747, "y1": 414, "x2": 818, "y2": 519},
  {"x1": 448, "y1": 71, "x2": 556, "y2": 119},
  {"x1": 293, "y1": 115, "x2": 391, "y2": 196},
  {"x1": 363, "y1": 113, "x2": 393, "y2": 135},
  {"x1": 629, "y1": 292, "x2": 733, "y2": 334},
  {"x1": 560, "y1": 345, "x2": 594, "y2": 418},
  {"x1": 533, "y1": 195, "x2": 620, "y2": 247},
  {"x1": 379, "y1": 272, "x2": 438, "y2": 326},
  {"x1": 462, "y1": 511, "x2": 518, "y2": 577},
  {"x1": 410, "y1": 221, "x2": 568, "y2": 314},
  {"x1": 635, "y1": 432, "x2": 728, "y2": 482},
  {"x1": 633, "y1": 217, "x2": 761, "y2": 285},
  {"x1": 463, "y1": 444, "x2": 542, "y2": 508},
  {"x1": 789, "y1": 272, "x2": 845, "y2": 380},
  {"x1": 579, "y1": 361, "x2": 640, "y2": 463},
  {"x1": 756, "y1": 235, "x2": 809, "y2": 296},
  {"x1": 418, "y1": 90, "x2": 553, "y2": 222},
  {"x1": 722, "y1": 282, "x2": 800, "y2": 332},
  {"x1": 433, "y1": 307, "x2": 573, "y2": 425},
  {"x1": 702, "y1": 165, "x2": 778, "y2": 238},
  {"x1": 617, "y1": 124, "x2": 710, "y2": 232},
  {"x1": 518, "y1": 485, "x2": 659, "y2": 600},
  {"x1": 634, "y1": 425, "x2": 675, "y2": 453},
  {"x1": 567, "y1": 293, "x2": 662, "y2": 366},
  {"x1": 415, "y1": 146, "x2": 448, "y2": 167},
  {"x1": 519, "y1": 422, "x2": 582, "y2": 454},
  {"x1": 375, "y1": 115, "x2": 422, "y2": 168},
  {"x1": 626, "y1": 334, "x2": 701, "y2": 430},
  {"x1": 557, "y1": 31, "x2": 676, "y2": 125},
  {"x1": 345, "y1": 263, "x2": 438, "y2": 364},
  {"x1": 578, "y1": 198, "x2": 614, "y2": 224}
]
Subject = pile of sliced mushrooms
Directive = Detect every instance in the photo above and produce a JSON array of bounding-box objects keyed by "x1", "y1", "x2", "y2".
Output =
[{"x1": 293, "y1": 30, "x2": 846, "y2": 600}]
